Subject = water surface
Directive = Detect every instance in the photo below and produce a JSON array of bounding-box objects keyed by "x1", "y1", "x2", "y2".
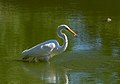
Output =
[{"x1": 0, "y1": 0, "x2": 120, "y2": 84}]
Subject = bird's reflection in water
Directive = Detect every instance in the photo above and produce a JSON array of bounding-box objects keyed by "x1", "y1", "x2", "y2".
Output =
[
  {"x1": 21, "y1": 62, "x2": 120, "y2": 84},
  {"x1": 21, "y1": 62, "x2": 68, "y2": 84}
]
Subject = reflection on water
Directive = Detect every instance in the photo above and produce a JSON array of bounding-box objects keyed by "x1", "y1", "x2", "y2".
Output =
[
  {"x1": 67, "y1": 70, "x2": 120, "y2": 84},
  {"x1": 21, "y1": 60, "x2": 120, "y2": 84},
  {"x1": 0, "y1": 0, "x2": 120, "y2": 84},
  {"x1": 67, "y1": 71, "x2": 101, "y2": 84},
  {"x1": 67, "y1": 14, "x2": 120, "y2": 57},
  {"x1": 21, "y1": 63, "x2": 68, "y2": 84}
]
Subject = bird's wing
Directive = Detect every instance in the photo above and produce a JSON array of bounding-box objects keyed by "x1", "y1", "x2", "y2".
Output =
[
  {"x1": 41, "y1": 43, "x2": 56, "y2": 54},
  {"x1": 40, "y1": 42, "x2": 56, "y2": 53},
  {"x1": 26, "y1": 40, "x2": 59, "y2": 57}
]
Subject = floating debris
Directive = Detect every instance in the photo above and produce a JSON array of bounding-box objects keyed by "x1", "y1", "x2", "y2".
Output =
[{"x1": 106, "y1": 18, "x2": 112, "y2": 22}]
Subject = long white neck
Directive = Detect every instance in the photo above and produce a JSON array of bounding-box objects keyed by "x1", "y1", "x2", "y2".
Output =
[{"x1": 57, "y1": 27, "x2": 68, "y2": 52}]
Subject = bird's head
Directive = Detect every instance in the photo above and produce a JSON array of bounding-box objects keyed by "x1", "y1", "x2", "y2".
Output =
[{"x1": 58, "y1": 25, "x2": 77, "y2": 37}]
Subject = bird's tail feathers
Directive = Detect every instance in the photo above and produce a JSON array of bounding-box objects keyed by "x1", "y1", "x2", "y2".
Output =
[{"x1": 22, "y1": 50, "x2": 30, "y2": 59}]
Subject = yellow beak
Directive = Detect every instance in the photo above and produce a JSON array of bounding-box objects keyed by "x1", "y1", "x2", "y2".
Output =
[{"x1": 67, "y1": 28, "x2": 77, "y2": 36}]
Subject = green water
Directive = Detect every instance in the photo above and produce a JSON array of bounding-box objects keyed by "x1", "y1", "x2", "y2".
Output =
[{"x1": 0, "y1": 0, "x2": 120, "y2": 84}]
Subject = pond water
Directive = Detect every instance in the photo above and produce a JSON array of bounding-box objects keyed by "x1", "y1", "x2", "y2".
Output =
[{"x1": 0, "y1": 0, "x2": 120, "y2": 84}]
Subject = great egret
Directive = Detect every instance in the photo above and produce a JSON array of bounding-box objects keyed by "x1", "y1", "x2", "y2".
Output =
[{"x1": 22, "y1": 25, "x2": 77, "y2": 62}]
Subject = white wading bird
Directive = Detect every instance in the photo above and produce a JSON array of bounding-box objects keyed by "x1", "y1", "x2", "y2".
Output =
[{"x1": 22, "y1": 25, "x2": 77, "y2": 62}]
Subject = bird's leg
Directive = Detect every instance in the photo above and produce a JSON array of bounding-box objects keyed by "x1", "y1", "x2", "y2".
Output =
[
  {"x1": 44, "y1": 56, "x2": 50, "y2": 64},
  {"x1": 34, "y1": 57, "x2": 39, "y2": 62},
  {"x1": 31, "y1": 57, "x2": 37, "y2": 62},
  {"x1": 28, "y1": 57, "x2": 34, "y2": 62}
]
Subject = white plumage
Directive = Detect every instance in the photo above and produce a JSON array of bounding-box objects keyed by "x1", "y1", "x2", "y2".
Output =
[{"x1": 22, "y1": 25, "x2": 77, "y2": 62}]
